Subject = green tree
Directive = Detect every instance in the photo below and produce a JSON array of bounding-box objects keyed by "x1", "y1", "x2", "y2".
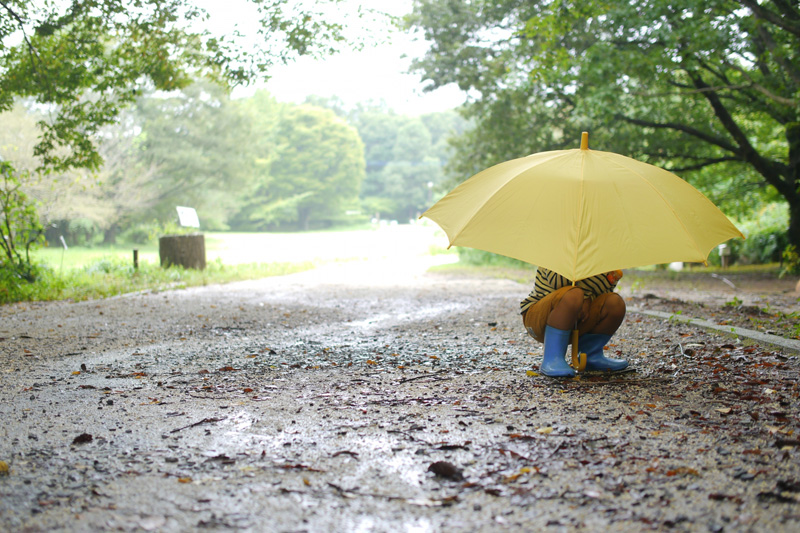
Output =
[
  {"x1": 0, "y1": 102, "x2": 126, "y2": 246},
  {"x1": 408, "y1": 0, "x2": 800, "y2": 249},
  {"x1": 135, "y1": 81, "x2": 256, "y2": 229},
  {"x1": 346, "y1": 106, "x2": 467, "y2": 221},
  {"x1": 0, "y1": 0, "x2": 349, "y2": 278},
  {"x1": 349, "y1": 106, "x2": 409, "y2": 217},
  {"x1": 0, "y1": 162, "x2": 42, "y2": 281},
  {"x1": 1, "y1": 0, "x2": 348, "y2": 172},
  {"x1": 92, "y1": 111, "x2": 161, "y2": 243},
  {"x1": 381, "y1": 119, "x2": 441, "y2": 221},
  {"x1": 268, "y1": 104, "x2": 365, "y2": 230},
  {"x1": 226, "y1": 90, "x2": 285, "y2": 231},
  {"x1": 419, "y1": 110, "x2": 469, "y2": 167}
]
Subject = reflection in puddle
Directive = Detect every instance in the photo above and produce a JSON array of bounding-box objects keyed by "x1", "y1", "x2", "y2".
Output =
[
  {"x1": 355, "y1": 516, "x2": 433, "y2": 533},
  {"x1": 384, "y1": 451, "x2": 424, "y2": 486},
  {"x1": 212, "y1": 414, "x2": 426, "y2": 487},
  {"x1": 348, "y1": 302, "x2": 462, "y2": 330}
]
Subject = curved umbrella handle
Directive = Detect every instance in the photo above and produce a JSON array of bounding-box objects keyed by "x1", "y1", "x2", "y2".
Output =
[{"x1": 571, "y1": 329, "x2": 586, "y2": 371}]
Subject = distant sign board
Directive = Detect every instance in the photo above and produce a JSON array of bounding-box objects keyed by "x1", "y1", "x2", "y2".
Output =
[{"x1": 176, "y1": 206, "x2": 200, "y2": 228}]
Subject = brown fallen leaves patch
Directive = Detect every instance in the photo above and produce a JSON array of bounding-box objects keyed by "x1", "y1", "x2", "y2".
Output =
[
  {"x1": 72, "y1": 433, "x2": 93, "y2": 445},
  {"x1": 428, "y1": 461, "x2": 464, "y2": 481}
]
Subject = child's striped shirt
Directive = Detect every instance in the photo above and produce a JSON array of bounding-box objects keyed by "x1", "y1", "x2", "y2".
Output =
[{"x1": 520, "y1": 267, "x2": 621, "y2": 314}]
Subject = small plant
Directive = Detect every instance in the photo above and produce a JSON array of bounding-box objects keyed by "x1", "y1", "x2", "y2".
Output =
[
  {"x1": 632, "y1": 279, "x2": 645, "y2": 294},
  {"x1": 668, "y1": 311, "x2": 684, "y2": 324},
  {"x1": 724, "y1": 296, "x2": 743, "y2": 308}
]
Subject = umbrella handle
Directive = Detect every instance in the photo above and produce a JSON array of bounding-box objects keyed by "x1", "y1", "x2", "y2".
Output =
[{"x1": 571, "y1": 329, "x2": 586, "y2": 371}]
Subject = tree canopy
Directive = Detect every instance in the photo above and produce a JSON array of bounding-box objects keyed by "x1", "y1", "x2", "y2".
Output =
[
  {"x1": 407, "y1": 0, "x2": 800, "y2": 249},
  {"x1": 0, "y1": 0, "x2": 348, "y2": 173},
  {"x1": 0, "y1": 0, "x2": 351, "y2": 277},
  {"x1": 263, "y1": 104, "x2": 366, "y2": 230}
]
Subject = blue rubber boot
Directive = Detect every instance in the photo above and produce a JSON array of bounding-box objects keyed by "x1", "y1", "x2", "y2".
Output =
[
  {"x1": 540, "y1": 325, "x2": 576, "y2": 378},
  {"x1": 580, "y1": 333, "x2": 629, "y2": 372}
]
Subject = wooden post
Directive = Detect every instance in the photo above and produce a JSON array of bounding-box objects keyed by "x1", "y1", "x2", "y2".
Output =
[
  {"x1": 133, "y1": 249, "x2": 139, "y2": 270},
  {"x1": 158, "y1": 233, "x2": 206, "y2": 270}
]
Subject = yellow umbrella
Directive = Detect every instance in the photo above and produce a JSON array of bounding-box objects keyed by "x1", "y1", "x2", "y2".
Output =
[
  {"x1": 422, "y1": 132, "x2": 744, "y2": 372},
  {"x1": 422, "y1": 132, "x2": 744, "y2": 282}
]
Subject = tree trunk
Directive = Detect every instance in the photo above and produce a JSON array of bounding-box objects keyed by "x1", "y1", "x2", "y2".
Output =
[
  {"x1": 789, "y1": 201, "x2": 800, "y2": 253},
  {"x1": 159, "y1": 233, "x2": 206, "y2": 270},
  {"x1": 103, "y1": 225, "x2": 118, "y2": 245},
  {"x1": 298, "y1": 206, "x2": 311, "y2": 231},
  {"x1": 787, "y1": 122, "x2": 800, "y2": 251}
]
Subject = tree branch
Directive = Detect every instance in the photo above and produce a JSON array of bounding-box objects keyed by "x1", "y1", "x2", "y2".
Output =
[
  {"x1": 0, "y1": 1, "x2": 52, "y2": 100},
  {"x1": 694, "y1": 55, "x2": 734, "y2": 87},
  {"x1": 666, "y1": 157, "x2": 742, "y2": 173},
  {"x1": 616, "y1": 114, "x2": 739, "y2": 153},
  {"x1": 722, "y1": 60, "x2": 797, "y2": 107},
  {"x1": 755, "y1": 20, "x2": 800, "y2": 86},
  {"x1": 686, "y1": 69, "x2": 792, "y2": 196},
  {"x1": 694, "y1": 55, "x2": 794, "y2": 113},
  {"x1": 739, "y1": 0, "x2": 800, "y2": 39},
  {"x1": 651, "y1": 82, "x2": 756, "y2": 100}
]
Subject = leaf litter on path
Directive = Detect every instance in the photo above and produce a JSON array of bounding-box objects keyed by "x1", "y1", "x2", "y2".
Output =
[{"x1": 0, "y1": 261, "x2": 798, "y2": 531}]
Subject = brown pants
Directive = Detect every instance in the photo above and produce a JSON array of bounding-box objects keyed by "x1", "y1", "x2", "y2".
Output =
[{"x1": 522, "y1": 286, "x2": 618, "y2": 343}]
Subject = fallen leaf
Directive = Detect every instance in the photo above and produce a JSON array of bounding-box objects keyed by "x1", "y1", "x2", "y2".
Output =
[
  {"x1": 72, "y1": 433, "x2": 93, "y2": 445},
  {"x1": 279, "y1": 464, "x2": 325, "y2": 472},
  {"x1": 709, "y1": 493, "x2": 743, "y2": 504},
  {"x1": 178, "y1": 477, "x2": 192, "y2": 483},
  {"x1": 428, "y1": 461, "x2": 463, "y2": 480},
  {"x1": 536, "y1": 427, "x2": 554, "y2": 435},
  {"x1": 666, "y1": 467, "x2": 699, "y2": 477}
]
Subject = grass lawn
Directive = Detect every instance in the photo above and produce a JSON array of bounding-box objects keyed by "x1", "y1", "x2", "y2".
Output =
[
  {"x1": 33, "y1": 245, "x2": 160, "y2": 271},
  {"x1": 5, "y1": 225, "x2": 451, "y2": 304}
]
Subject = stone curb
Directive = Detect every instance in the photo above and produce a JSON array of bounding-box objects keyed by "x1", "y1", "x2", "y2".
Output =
[{"x1": 630, "y1": 307, "x2": 800, "y2": 354}]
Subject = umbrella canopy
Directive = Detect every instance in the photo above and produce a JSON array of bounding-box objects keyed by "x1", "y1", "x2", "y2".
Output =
[{"x1": 422, "y1": 132, "x2": 744, "y2": 281}]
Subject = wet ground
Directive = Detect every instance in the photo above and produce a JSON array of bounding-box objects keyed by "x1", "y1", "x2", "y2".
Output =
[
  {"x1": 1, "y1": 256, "x2": 800, "y2": 532},
  {"x1": 623, "y1": 269, "x2": 800, "y2": 341}
]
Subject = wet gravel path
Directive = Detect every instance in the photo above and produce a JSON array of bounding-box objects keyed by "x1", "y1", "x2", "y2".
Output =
[{"x1": 1, "y1": 258, "x2": 800, "y2": 532}]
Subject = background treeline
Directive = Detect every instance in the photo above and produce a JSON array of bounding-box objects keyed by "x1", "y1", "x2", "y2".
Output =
[
  {"x1": 2, "y1": 0, "x2": 798, "y2": 281},
  {"x1": 1, "y1": 86, "x2": 467, "y2": 247},
  {"x1": 1, "y1": 81, "x2": 791, "y2": 268}
]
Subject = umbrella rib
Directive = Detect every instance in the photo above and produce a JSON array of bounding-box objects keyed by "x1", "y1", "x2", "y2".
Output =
[{"x1": 573, "y1": 150, "x2": 587, "y2": 281}]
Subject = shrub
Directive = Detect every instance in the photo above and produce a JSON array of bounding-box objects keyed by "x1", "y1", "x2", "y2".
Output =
[
  {"x1": 781, "y1": 245, "x2": 800, "y2": 277},
  {"x1": 0, "y1": 162, "x2": 44, "y2": 282},
  {"x1": 458, "y1": 248, "x2": 530, "y2": 268},
  {"x1": 735, "y1": 203, "x2": 789, "y2": 265},
  {"x1": 738, "y1": 229, "x2": 789, "y2": 264},
  {"x1": 118, "y1": 220, "x2": 196, "y2": 245},
  {"x1": 66, "y1": 218, "x2": 104, "y2": 247},
  {"x1": 118, "y1": 221, "x2": 161, "y2": 245}
]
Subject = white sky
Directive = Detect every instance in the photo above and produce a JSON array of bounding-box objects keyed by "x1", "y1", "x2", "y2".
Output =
[{"x1": 200, "y1": 0, "x2": 465, "y2": 115}]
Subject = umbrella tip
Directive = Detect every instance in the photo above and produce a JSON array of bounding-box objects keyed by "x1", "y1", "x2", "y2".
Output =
[{"x1": 580, "y1": 132, "x2": 589, "y2": 150}]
